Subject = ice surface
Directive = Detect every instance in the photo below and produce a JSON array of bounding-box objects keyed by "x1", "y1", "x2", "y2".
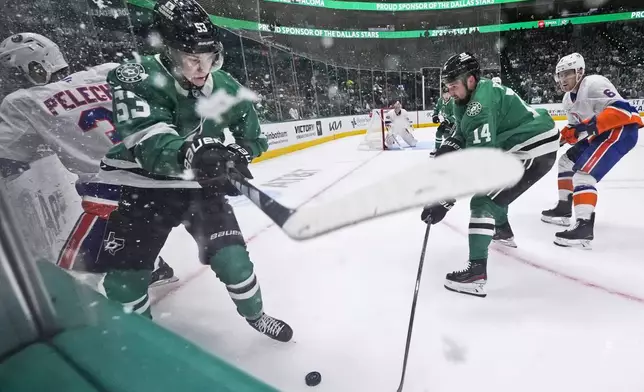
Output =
[{"x1": 149, "y1": 122, "x2": 644, "y2": 392}]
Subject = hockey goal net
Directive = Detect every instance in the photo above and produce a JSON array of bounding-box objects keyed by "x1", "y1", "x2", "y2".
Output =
[{"x1": 358, "y1": 108, "x2": 389, "y2": 150}]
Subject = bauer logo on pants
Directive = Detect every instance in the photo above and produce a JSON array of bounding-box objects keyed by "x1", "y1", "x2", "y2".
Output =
[{"x1": 210, "y1": 230, "x2": 242, "y2": 240}]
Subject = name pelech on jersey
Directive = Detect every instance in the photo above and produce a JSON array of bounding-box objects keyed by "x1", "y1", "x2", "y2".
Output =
[
  {"x1": 0, "y1": 63, "x2": 119, "y2": 175},
  {"x1": 451, "y1": 78, "x2": 559, "y2": 159},
  {"x1": 100, "y1": 54, "x2": 268, "y2": 188}
]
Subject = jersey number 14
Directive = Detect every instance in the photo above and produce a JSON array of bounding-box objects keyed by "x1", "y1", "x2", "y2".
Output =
[{"x1": 472, "y1": 123, "x2": 491, "y2": 144}]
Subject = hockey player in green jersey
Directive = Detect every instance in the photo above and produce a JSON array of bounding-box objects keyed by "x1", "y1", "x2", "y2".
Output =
[
  {"x1": 430, "y1": 85, "x2": 456, "y2": 157},
  {"x1": 420, "y1": 52, "x2": 559, "y2": 297},
  {"x1": 92, "y1": 0, "x2": 292, "y2": 341}
]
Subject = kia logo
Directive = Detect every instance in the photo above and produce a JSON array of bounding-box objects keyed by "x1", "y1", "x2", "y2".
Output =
[{"x1": 329, "y1": 120, "x2": 342, "y2": 132}]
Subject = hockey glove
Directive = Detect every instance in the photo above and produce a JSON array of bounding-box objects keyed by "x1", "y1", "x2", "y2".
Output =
[
  {"x1": 437, "y1": 120, "x2": 453, "y2": 134},
  {"x1": 434, "y1": 136, "x2": 463, "y2": 157},
  {"x1": 559, "y1": 126, "x2": 579, "y2": 145},
  {"x1": 571, "y1": 116, "x2": 598, "y2": 137},
  {"x1": 420, "y1": 199, "x2": 455, "y2": 224},
  {"x1": 181, "y1": 137, "x2": 253, "y2": 193},
  {"x1": 432, "y1": 114, "x2": 440, "y2": 123}
]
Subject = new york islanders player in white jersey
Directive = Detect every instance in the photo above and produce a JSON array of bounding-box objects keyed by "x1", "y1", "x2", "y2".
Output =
[
  {"x1": 384, "y1": 101, "x2": 417, "y2": 148},
  {"x1": 541, "y1": 53, "x2": 642, "y2": 248},
  {"x1": 0, "y1": 32, "x2": 176, "y2": 285}
]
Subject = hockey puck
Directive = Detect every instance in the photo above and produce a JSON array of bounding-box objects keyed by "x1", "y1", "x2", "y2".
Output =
[{"x1": 305, "y1": 371, "x2": 321, "y2": 386}]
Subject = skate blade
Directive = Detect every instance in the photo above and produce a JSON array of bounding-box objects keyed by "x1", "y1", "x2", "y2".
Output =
[
  {"x1": 149, "y1": 276, "x2": 179, "y2": 288},
  {"x1": 493, "y1": 237, "x2": 517, "y2": 248},
  {"x1": 444, "y1": 280, "x2": 487, "y2": 298},
  {"x1": 541, "y1": 215, "x2": 571, "y2": 226},
  {"x1": 553, "y1": 237, "x2": 593, "y2": 250}
]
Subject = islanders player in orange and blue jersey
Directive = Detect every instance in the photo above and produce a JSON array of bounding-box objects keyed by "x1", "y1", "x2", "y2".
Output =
[{"x1": 541, "y1": 53, "x2": 642, "y2": 249}]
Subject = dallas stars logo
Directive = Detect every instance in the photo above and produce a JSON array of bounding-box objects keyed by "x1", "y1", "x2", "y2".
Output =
[
  {"x1": 115, "y1": 63, "x2": 146, "y2": 83},
  {"x1": 466, "y1": 101, "x2": 482, "y2": 117},
  {"x1": 104, "y1": 232, "x2": 125, "y2": 255}
]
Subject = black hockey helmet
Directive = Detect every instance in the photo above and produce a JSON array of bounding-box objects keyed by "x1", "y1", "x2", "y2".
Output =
[
  {"x1": 441, "y1": 52, "x2": 480, "y2": 85},
  {"x1": 153, "y1": 0, "x2": 223, "y2": 55}
]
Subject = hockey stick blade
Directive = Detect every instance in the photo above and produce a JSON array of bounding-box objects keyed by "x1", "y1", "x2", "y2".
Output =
[{"x1": 231, "y1": 148, "x2": 524, "y2": 241}]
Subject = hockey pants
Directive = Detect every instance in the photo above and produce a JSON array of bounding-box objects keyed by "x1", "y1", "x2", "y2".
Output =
[
  {"x1": 56, "y1": 180, "x2": 169, "y2": 275},
  {"x1": 97, "y1": 186, "x2": 263, "y2": 319},
  {"x1": 468, "y1": 151, "x2": 557, "y2": 260}
]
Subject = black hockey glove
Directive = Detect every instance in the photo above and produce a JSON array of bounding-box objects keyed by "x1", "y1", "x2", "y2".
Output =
[
  {"x1": 434, "y1": 136, "x2": 463, "y2": 158},
  {"x1": 432, "y1": 114, "x2": 440, "y2": 123},
  {"x1": 181, "y1": 137, "x2": 254, "y2": 194},
  {"x1": 420, "y1": 199, "x2": 455, "y2": 224},
  {"x1": 439, "y1": 119, "x2": 453, "y2": 130}
]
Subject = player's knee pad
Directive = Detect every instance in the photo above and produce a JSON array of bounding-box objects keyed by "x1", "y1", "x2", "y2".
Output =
[
  {"x1": 572, "y1": 171, "x2": 597, "y2": 188},
  {"x1": 558, "y1": 153, "x2": 575, "y2": 174},
  {"x1": 209, "y1": 244, "x2": 255, "y2": 285},
  {"x1": 384, "y1": 133, "x2": 397, "y2": 149}
]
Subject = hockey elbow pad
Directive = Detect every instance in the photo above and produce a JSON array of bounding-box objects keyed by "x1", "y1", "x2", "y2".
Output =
[{"x1": 435, "y1": 137, "x2": 463, "y2": 157}]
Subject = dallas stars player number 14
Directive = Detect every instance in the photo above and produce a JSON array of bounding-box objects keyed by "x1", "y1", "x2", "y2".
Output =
[{"x1": 421, "y1": 52, "x2": 560, "y2": 297}]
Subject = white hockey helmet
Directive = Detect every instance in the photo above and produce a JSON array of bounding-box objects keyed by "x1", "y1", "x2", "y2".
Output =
[
  {"x1": 492, "y1": 76, "x2": 502, "y2": 84},
  {"x1": 0, "y1": 33, "x2": 68, "y2": 86},
  {"x1": 394, "y1": 101, "x2": 402, "y2": 110},
  {"x1": 554, "y1": 52, "x2": 585, "y2": 84}
]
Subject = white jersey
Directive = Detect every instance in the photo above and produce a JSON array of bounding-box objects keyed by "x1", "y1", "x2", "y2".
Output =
[
  {"x1": 562, "y1": 74, "x2": 624, "y2": 125},
  {"x1": 0, "y1": 63, "x2": 119, "y2": 176},
  {"x1": 385, "y1": 108, "x2": 412, "y2": 131}
]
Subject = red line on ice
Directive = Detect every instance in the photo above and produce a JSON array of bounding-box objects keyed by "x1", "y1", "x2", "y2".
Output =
[{"x1": 444, "y1": 222, "x2": 644, "y2": 305}]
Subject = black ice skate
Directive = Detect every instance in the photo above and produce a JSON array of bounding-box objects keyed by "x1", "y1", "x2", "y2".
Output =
[
  {"x1": 444, "y1": 260, "x2": 487, "y2": 298},
  {"x1": 492, "y1": 221, "x2": 517, "y2": 248},
  {"x1": 429, "y1": 149, "x2": 437, "y2": 158},
  {"x1": 247, "y1": 313, "x2": 293, "y2": 342},
  {"x1": 541, "y1": 195, "x2": 573, "y2": 226},
  {"x1": 554, "y1": 213, "x2": 594, "y2": 250},
  {"x1": 149, "y1": 257, "x2": 179, "y2": 287}
]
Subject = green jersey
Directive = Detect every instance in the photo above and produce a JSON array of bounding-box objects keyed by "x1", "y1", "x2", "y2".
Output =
[
  {"x1": 433, "y1": 97, "x2": 456, "y2": 124},
  {"x1": 102, "y1": 54, "x2": 267, "y2": 187},
  {"x1": 451, "y1": 79, "x2": 558, "y2": 159}
]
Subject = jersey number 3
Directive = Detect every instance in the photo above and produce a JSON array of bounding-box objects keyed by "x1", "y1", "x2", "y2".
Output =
[{"x1": 78, "y1": 107, "x2": 120, "y2": 144}]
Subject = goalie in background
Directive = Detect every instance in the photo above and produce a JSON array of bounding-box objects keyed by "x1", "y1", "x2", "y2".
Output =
[
  {"x1": 384, "y1": 101, "x2": 418, "y2": 149},
  {"x1": 430, "y1": 85, "x2": 456, "y2": 157}
]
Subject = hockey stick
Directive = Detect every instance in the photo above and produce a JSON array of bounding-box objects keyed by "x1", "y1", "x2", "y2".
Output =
[
  {"x1": 228, "y1": 169, "x2": 296, "y2": 228},
  {"x1": 228, "y1": 148, "x2": 524, "y2": 241},
  {"x1": 396, "y1": 221, "x2": 431, "y2": 392}
]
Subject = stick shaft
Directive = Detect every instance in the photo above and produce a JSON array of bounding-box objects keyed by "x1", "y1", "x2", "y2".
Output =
[{"x1": 396, "y1": 223, "x2": 432, "y2": 392}]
